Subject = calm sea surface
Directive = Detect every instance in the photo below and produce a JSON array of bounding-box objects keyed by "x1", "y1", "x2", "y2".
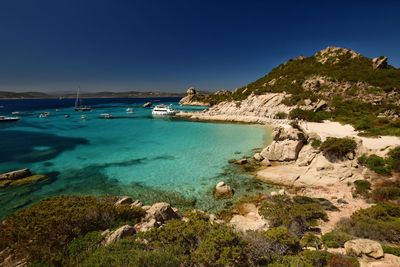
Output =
[{"x1": 0, "y1": 97, "x2": 272, "y2": 218}]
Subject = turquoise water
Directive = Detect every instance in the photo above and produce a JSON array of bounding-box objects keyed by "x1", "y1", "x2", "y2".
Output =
[{"x1": 0, "y1": 99, "x2": 272, "y2": 217}]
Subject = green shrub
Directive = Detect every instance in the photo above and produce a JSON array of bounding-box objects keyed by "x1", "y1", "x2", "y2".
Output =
[
  {"x1": 275, "y1": 112, "x2": 288, "y2": 119},
  {"x1": 366, "y1": 154, "x2": 391, "y2": 175},
  {"x1": 259, "y1": 195, "x2": 328, "y2": 236},
  {"x1": 0, "y1": 196, "x2": 145, "y2": 266},
  {"x1": 382, "y1": 245, "x2": 400, "y2": 257},
  {"x1": 320, "y1": 137, "x2": 357, "y2": 159},
  {"x1": 311, "y1": 139, "x2": 322, "y2": 149},
  {"x1": 322, "y1": 230, "x2": 354, "y2": 248},
  {"x1": 371, "y1": 186, "x2": 400, "y2": 201},
  {"x1": 264, "y1": 227, "x2": 301, "y2": 252},
  {"x1": 354, "y1": 180, "x2": 371, "y2": 195},
  {"x1": 300, "y1": 233, "x2": 323, "y2": 249},
  {"x1": 289, "y1": 108, "x2": 329, "y2": 122},
  {"x1": 337, "y1": 203, "x2": 400, "y2": 243},
  {"x1": 270, "y1": 250, "x2": 359, "y2": 267},
  {"x1": 387, "y1": 146, "x2": 400, "y2": 172},
  {"x1": 63, "y1": 231, "x2": 103, "y2": 266}
]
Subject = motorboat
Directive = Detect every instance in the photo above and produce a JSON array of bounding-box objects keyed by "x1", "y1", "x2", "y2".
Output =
[
  {"x1": 0, "y1": 116, "x2": 20, "y2": 122},
  {"x1": 152, "y1": 104, "x2": 177, "y2": 116},
  {"x1": 100, "y1": 113, "x2": 112, "y2": 119},
  {"x1": 74, "y1": 87, "x2": 92, "y2": 111},
  {"x1": 64, "y1": 114, "x2": 70, "y2": 118},
  {"x1": 126, "y1": 108, "x2": 133, "y2": 114},
  {"x1": 11, "y1": 111, "x2": 20, "y2": 115},
  {"x1": 80, "y1": 115, "x2": 87, "y2": 120}
]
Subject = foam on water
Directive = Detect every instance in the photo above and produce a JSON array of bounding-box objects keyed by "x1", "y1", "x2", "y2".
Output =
[{"x1": 0, "y1": 99, "x2": 272, "y2": 217}]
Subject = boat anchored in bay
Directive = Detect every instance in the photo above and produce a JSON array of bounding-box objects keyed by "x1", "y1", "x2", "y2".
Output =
[
  {"x1": 152, "y1": 104, "x2": 177, "y2": 116},
  {"x1": 74, "y1": 87, "x2": 92, "y2": 112}
]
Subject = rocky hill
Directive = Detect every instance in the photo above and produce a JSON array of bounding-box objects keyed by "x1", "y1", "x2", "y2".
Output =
[{"x1": 187, "y1": 47, "x2": 400, "y2": 136}]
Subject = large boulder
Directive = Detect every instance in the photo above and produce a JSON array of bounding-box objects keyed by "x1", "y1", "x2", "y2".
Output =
[
  {"x1": 272, "y1": 126, "x2": 308, "y2": 142},
  {"x1": 344, "y1": 239, "x2": 384, "y2": 259},
  {"x1": 214, "y1": 181, "x2": 234, "y2": 198},
  {"x1": 261, "y1": 139, "x2": 304, "y2": 161},
  {"x1": 145, "y1": 202, "x2": 180, "y2": 223},
  {"x1": 103, "y1": 225, "x2": 136, "y2": 246},
  {"x1": 372, "y1": 56, "x2": 388, "y2": 69}
]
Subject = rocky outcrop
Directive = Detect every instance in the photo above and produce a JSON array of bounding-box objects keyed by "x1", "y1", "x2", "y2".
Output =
[
  {"x1": 179, "y1": 87, "x2": 209, "y2": 106},
  {"x1": 205, "y1": 93, "x2": 292, "y2": 119},
  {"x1": 344, "y1": 239, "x2": 384, "y2": 259},
  {"x1": 0, "y1": 169, "x2": 47, "y2": 188},
  {"x1": 134, "y1": 202, "x2": 181, "y2": 232},
  {"x1": 214, "y1": 181, "x2": 234, "y2": 198},
  {"x1": 145, "y1": 202, "x2": 180, "y2": 223},
  {"x1": 102, "y1": 225, "x2": 136, "y2": 246},
  {"x1": 0, "y1": 169, "x2": 31, "y2": 180},
  {"x1": 260, "y1": 126, "x2": 307, "y2": 162},
  {"x1": 315, "y1": 46, "x2": 360, "y2": 64},
  {"x1": 115, "y1": 196, "x2": 133, "y2": 206},
  {"x1": 372, "y1": 56, "x2": 388, "y2": 69}
]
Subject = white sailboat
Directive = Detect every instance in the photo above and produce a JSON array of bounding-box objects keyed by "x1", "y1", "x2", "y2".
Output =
[{"x1": 74, "y1": 87, "x2": 92, "y2": 111}]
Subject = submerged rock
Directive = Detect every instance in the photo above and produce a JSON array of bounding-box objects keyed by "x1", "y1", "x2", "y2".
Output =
[{"x1": 235, "y1": 158, "x2": 248, "y2": 165}]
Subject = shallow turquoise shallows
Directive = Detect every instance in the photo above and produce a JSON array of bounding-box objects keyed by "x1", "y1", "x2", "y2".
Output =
[{"x1": 0, "y1": 100, "x2": 272, "y2": 218}]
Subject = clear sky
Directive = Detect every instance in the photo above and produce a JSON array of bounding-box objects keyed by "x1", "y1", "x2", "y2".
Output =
[{"x1": 0, "y1": 0, "x2": 399, "y2": 92}]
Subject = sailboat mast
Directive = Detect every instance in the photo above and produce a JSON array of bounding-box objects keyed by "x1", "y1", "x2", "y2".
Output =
[{"x1": 75, "y1": 87, "x2": 80, "y2": 108}]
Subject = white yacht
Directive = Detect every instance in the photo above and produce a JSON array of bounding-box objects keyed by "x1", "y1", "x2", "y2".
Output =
[
  {"x1": 0, "y1": 116, "x2": 20, "y2": 122},
  {"x1": 126, "y1": 108, "x2": 133, "y2": 114},
  {"x1": 100, "y1": 113, "x2": 112, "y2": 119},
  {"x1": 152, "y1": 104, "x2": 177, "y2": 116}
]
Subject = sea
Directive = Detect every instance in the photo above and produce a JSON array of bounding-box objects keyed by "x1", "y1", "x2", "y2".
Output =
[{"x1": 0, "y1": 97, "x2": 272, "y2": 218}]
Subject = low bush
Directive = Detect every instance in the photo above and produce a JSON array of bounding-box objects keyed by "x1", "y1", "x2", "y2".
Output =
[
  {"x1": 300, "y1": 233, "x2": 323, "y2": 249},
  {"x1": 289, "y1": 108, "x2": 330, "y2": 122},
  {"x1": 0, "y1": 196, "x2": 145, "y2": 266},
  {"x1": 275, "y1": 112, "x2": 288, "y2": 119},
  {"x1": 311, "y1": 139, "x2": 322, "y2": 149},
  {"x1": 371, "y1": 186, "x2": 400, "y2": 201},
  {"x1": 387, "y1": 146, "x2": 400, "y2": 172},
  {"x1": 270, "y1": 250, "x2": 359, "y2": 267},
  {"x1": 353, "y1": 180, "x2": 371, "y2": 195},
  {"x1": 259, "y1": 195, "x2": 329, "y2": 236},
  {"x1": 382, "y1": 245, "x2": 400, "y2": 257},
  {"x1": 322, "y1": 230, "x2": 354, "y2": 248},
  {"x1": 319, "y1": 137, "x2": 357, "y2": 159},
  {"x1": 337, "y1": 203, "x2": 400, "y2": 243}
]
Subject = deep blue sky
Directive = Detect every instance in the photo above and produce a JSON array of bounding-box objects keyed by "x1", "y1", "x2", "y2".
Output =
[{"x1": 0, "y1": 0, "x2": 399, "y2": 92}]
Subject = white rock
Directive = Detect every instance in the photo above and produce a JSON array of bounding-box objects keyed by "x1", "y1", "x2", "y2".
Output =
[
  {"x1": 103, "y1": 225, "x2": 136, "y2": 246},
  {"x1": 344, "y1": 239, "x2": 384, "y2": 259}
]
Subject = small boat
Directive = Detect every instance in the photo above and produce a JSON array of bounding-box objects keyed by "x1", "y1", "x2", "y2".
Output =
[
  {"x1": 126, "y1": 108, "x2": 133, "y2": 114},
  {"x1": 74, "y1": 87, "x2": 92, "y2": 112},
  {"x1": 143, "y1": 102, "x2": 152, "y2": 108},
  {"x1": 80, "y1": 115, "x2": 87, "y2": 120},
  {"x1": 39, "y1": 112, "x2": 50, "y2": 118},
  {"x1": 64, "y1": 115, "x2": 70, "y2": 118},
  {"x1": 0, "y1": 116, "x2": 20, "y2": 122},
  {"x1": 100, "y1": 113, "x2": 112, "y2": 119},
  {"x1": 11, "y1": 111, "x2": 20, "y2": 115},
  {"x1": 152, "y1": 104, "x2": 177, "y2": 116}
]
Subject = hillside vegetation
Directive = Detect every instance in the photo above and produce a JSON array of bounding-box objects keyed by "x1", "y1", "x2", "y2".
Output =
[{"x1": 202, "y1": 47, "x2": 400, "y2": 136}]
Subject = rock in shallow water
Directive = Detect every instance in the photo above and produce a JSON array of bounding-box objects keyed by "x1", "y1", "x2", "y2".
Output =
[{"x1": 214, "y1": 181, "x2": 234, "y2": 198}]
